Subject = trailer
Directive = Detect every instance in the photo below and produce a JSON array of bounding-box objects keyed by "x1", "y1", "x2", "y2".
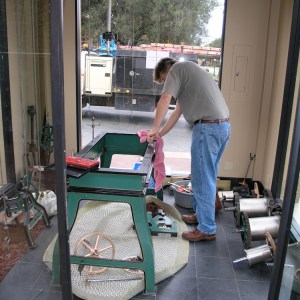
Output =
[{"x1": 81, "y1": 43, "x2": 220, "y2": 111}]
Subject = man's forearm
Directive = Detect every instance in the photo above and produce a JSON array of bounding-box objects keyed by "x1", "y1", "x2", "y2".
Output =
[
  {"x1": 159, "y1": 103, "x2": 182, "y2": 137},
  {"x1": 152, "y1": 93, "x2": 172, "y2": 131}
]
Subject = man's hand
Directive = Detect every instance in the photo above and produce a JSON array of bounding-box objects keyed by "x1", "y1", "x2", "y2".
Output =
[{"x1": 147, "y1": 129, "x2": 159, "y2": 143}]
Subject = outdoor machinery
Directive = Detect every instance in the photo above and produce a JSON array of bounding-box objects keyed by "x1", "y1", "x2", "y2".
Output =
[{"x1": 81, "y1": 35, "x2": 221, "y2": 112}]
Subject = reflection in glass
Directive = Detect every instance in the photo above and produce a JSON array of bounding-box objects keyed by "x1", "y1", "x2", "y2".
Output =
[
  {"x1": 278, "y1": 51, "x2": 300, "y2": 299},
  {"x1": 0, "y1": 0, "x2": 57, "y2": 282}
]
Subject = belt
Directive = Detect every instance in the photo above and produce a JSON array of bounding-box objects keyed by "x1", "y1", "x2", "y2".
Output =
[{"x1": 194, "y1": 118, "x2": 229, "y2": 125}]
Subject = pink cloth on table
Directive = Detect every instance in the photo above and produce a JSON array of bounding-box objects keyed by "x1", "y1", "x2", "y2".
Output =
[{"x1": 137, "y1": 130, "x2": 166, "y2": 192}]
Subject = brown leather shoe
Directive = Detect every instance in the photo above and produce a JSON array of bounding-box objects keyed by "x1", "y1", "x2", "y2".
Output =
[
  {"x1": 181, "y1": 213, "x2": 198, "y2": 225},
  {"x1": 182, "y1": 229, "x2": 216, "y2": 241}
]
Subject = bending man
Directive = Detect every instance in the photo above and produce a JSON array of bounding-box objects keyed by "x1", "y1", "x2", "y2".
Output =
[{"x1": 147, "y1": 57, "x2": 231, "y2": 242}]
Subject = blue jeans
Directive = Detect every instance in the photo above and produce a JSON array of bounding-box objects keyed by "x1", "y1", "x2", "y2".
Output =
[{"x1": 191, "y1": 122, "x2": 231, "y2": 235}]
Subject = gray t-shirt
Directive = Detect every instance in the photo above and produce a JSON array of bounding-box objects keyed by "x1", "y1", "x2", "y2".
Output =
[{"x1": 162, "y1": 61, "x2": 229, "y2": 125}]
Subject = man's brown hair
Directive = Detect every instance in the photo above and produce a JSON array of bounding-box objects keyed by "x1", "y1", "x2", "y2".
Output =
[{"x1": 154, "y1": 57, "x2": 177, "y2": 83}]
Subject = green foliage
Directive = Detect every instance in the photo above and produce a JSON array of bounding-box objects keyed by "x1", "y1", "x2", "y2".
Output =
[
  {"x1": 207, "y1": 37, "x2": 222, "y2": 48},
  {"x1": 81, "y1": 0, "x2": 219, "y2": 46}
]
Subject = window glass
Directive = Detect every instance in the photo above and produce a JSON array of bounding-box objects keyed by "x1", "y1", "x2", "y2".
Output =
[
  {"x1": 278, "y1": 50, "x2": 300, "y2": 300},
  {"x1": 280, "y1": 50, "x2": 300, "y2": 235},
  {"x1": 279, "y1": 173, "x2": 300, "y2": 300},
  {"x1": 80, "y1": 0, "x2": 225, "y2": 176},
  {"x1": 0, "y1": 0, "x2": 58, "y2": 280}
]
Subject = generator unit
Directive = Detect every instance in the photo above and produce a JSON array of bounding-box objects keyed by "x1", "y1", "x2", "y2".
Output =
[{"x1": 84, "y1": 55, "x2": 114, "y2": 96}]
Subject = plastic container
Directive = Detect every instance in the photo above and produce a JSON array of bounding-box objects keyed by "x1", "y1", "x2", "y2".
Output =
[{"x1": 172, "y1": 180, "x2": 193, "y2": 209}]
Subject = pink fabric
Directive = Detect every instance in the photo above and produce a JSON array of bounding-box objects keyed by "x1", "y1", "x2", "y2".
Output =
[{"x1": 137, "y1": 130, "x2": 166, "y2": 192}]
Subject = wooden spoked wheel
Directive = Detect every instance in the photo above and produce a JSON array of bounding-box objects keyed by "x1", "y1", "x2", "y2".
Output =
[{"x1": 74, "y1": 232, "x2": 115, "y2": 274}]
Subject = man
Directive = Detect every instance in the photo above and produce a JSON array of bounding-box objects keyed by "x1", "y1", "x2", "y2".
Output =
[{"x1": 147, "y1": 57, "x2": 231, "y2": 242}]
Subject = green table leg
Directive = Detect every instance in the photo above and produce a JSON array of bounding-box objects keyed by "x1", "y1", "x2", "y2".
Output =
[
  {"x1": 53, "y1": 191, "x2": 156, "y2": 294},
  {"x1": 130, "y1": 197, "x2": 155, "y2": 294}
]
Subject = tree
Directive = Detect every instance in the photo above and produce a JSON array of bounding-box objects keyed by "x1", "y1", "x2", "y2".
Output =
[
  {"x1": 207, "y1": 37, "x2": 222, "y2": 48},
  {"x1": 81, "y1": 0, "x2": 219, "y2": 46}
]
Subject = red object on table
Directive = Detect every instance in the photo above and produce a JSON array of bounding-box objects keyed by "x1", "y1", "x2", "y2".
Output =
[{"x1": 66, "y1": 156, "x2": 99, "y2": 169}]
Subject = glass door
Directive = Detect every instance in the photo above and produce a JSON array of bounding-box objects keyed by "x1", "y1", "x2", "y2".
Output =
[
  {"x1": 277, "y1": 67, "x2": 300, "y2": 299},
  {"x1": 268, "y1": 1, "x2": 300, "y2": 293}
]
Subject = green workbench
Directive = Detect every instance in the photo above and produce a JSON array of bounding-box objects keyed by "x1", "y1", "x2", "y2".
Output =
[{"x1": 52, "y1": 132, "x2": 162, "y2": 294}]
